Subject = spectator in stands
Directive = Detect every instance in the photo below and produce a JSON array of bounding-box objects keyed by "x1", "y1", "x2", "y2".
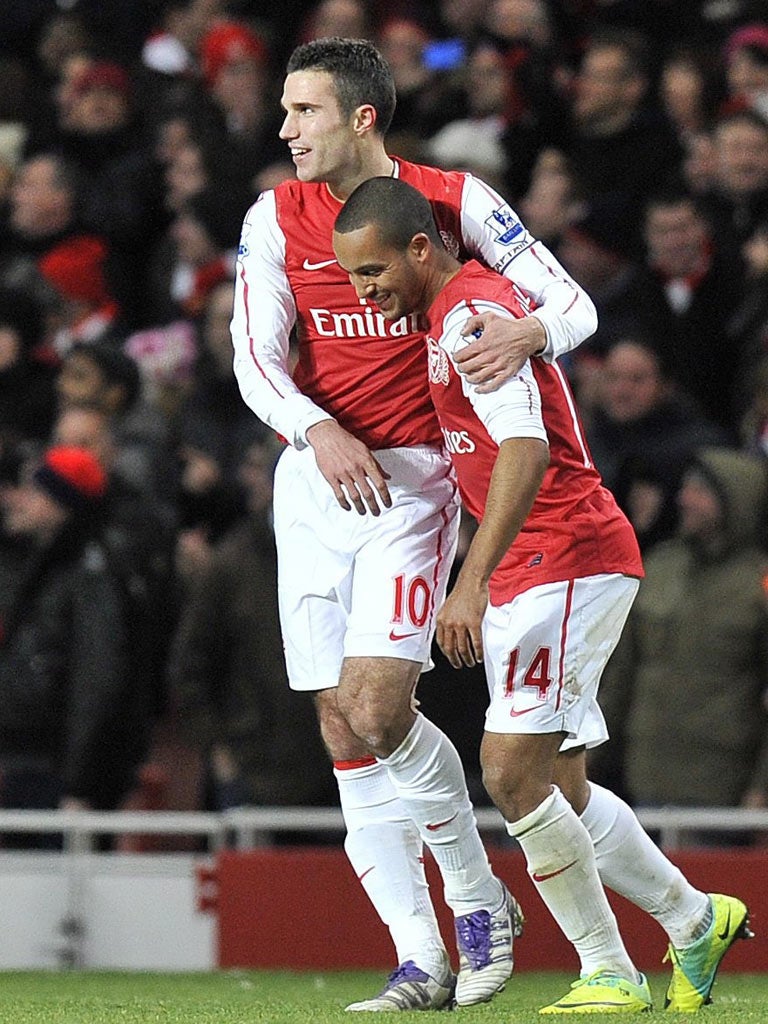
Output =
[
  {"x1": 52, "y1": 53, "x2": 97, "y2": 137},
  {"x1": 556, "y1": 199, "x2": 647, "y2": 350},
  {"x1": 554, "y1": 199, "x2": 651, "y2": 414},
  {"x1": 730, "y1": 223, "x2": 768, "y2": 446},
  {"x1": 38, "y1": 234, "x2": 125, "y2": 355},
  {"x1": 146, "y1": 183, "x2": 246, "y2": 324},
  {"x1": 561, "y1": 27, "x2": 684, "y2": 254},
  {"x1": 635, "y1": 187, "x2": 747, "y2": 434},
  {"x1": 593, "y1": 448, "x2": 768, "y2": 823},
  {"x1": 680, "y1": 128, "x2": 720, "y2": 198},
  {"x1": 723, "y1": 23, "x2": 768, "y2": 121},
  {"x1": 517, "y1": 149, "x2": 584, "y2": 251},
  {"x1": 482, "y1": 0, "x2": 553, "y2": 51},
  {"x1": 55, "y1": 341, "x2": 174, "y2": 502},
  {"x1": 173, "y1": 280, "x2": 268, "y2": 546},
  {"x1": 53, "y1": 60, "x2": 166, "y2": 327},
  {"x1": 51, "y1": 403, "x2": 178, "y2": 795},
  {"x1": 300, "y1": 0, "x2": 371, "y2": 45},
  {"x1": 141, "y1": 0, "x2": 225, "y2": 82},
  {"x1": 429, "y1": 4, "x2": 567, "y2": 201},
  {"x1": 22, "y1": 10, "x2": 94, "y2": 154},
  {"x1": 252, "y1": 160, "x2": 296, "y2": 196},
  {"x1": 123, "y1": 319, "x2": 198, "y2": 421},
  {"x1": 0, "y1": 287, "x2": 57, "y2": 446},
  {"x1": 0, "y1": 446, "x2": 136, "y2": 825},
  {"x1": 198, "y1": 19, "x2": 285, "y2": 185},
  {"x1": 584, "y1": 336, "x2": 729, "y2": 550},
  {"x1": 0, "y1": 152, "x2": 86, "y2": 305},
  {"x1": 376, "y1": 17, "x2": 455, "y2": 158},
  {"x1": 658, "y1": 44, "x2": 723, "y2": 145},
  {"x1": 426, "y1": 38, "x2": 512, "y2": 193},
  {"x1": 157, "y1": 117, "x2": 226, "y2": 216},
  {"x1": 433, "y1": 0, "x2": 489, "y2": 54},
  {"x1": 497, "y1": 35, "x2": 571, "y2": 202},
  {"x1": 167, "y1": 437, "x2": 332, "y2": 811},
  {"x1": 700, "y1": 108, "x2": 768, "y2": 252}
]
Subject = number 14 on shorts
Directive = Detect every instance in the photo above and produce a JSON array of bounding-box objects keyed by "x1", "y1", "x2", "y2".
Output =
[{"x1": 505, "y1": 647, "x2": 554, "y2": 712}]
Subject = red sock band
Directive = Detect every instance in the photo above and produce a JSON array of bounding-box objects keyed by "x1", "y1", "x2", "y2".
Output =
[{"x1": 333, "y1": 756, "x2": 378, "y2": 771}]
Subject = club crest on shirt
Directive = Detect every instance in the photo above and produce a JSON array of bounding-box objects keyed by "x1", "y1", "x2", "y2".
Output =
[
  {"x1": 427, "y1": 336, "x2": 450, "y2": 386},
  {"x1": 486, "y1": 205, "x2": 526, "y2": 245}
]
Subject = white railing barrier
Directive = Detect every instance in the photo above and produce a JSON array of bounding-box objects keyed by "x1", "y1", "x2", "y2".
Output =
[
  {"x1": 0, "y1": 805, "x2": 766, "y2": 851},
  {"x1": 0, "y1": 807, "x2": 764, "y2": 971}
]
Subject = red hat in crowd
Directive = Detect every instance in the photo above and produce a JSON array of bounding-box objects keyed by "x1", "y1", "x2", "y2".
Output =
[
  {"x1": 200, "y1": 21, "x2": 267, "y2": 88},
  {"x1": 33, "y1": 446, "x2": 108, "y2": 513},
  {"x1": 72, "y1": 60, "x2": 132, "y2": 102},
  {"x1": 38, "y1": 236, "x2": 112, "y2": 307},
  {"x1": 725, "y1": 23, "x2": 768, "y2": 61}
]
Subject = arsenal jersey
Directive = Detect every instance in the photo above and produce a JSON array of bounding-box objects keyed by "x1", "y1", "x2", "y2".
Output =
[
  {"x1": 232, "y1": 159, "x2": 598, "y2": 451},
  {"x1": 426, "y1": 261, "x2": 643, "y2": 606}
]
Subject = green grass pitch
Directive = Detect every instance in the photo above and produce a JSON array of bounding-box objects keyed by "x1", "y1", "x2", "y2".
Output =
[{"x1": 0, "y1": 971, "x2": 764, "y2": 1023}]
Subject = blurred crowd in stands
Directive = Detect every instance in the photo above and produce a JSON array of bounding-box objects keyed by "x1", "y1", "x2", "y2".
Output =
[{"x1": 1, "y1": 0, "x2": 768, "y2": 844}]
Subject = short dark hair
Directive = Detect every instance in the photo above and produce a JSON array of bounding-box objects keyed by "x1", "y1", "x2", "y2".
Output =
[
  {"x1": 68, "y1": 342, "x2": 142, "y2": 411},
  {"x1": 586, "y1": 27, "x2": 651, "y2": 81},
  {"x1": 335, "y1": 176, "x2": 443, "y2": 250},
  {"x1": 286, "y1": 37, "x2": 396, "y2": 135}
]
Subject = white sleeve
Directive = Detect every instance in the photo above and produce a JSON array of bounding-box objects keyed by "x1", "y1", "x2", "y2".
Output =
[
  {"x1": 458, "y1": 174, "x2": 597, "y2": 362},
  {"x1": 230, "y1": 191, "x2": 332, "y2": 449},
  {"x1": 440, "y1": 302, "x2": 548, "y2": 446}
]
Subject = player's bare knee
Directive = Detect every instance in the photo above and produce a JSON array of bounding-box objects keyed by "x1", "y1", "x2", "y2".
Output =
[
  {"x1": 338, "y1": 700, "x2": 413, "y2": 758},
  {"x1": 481, "y1": 756, "x2": 527, "y2": 814},
  {"x1": 481, "y1": 734, "x2": 558, "y2": 821},
  {"x1": 314, "y1": 690, "x2": 368, "y2": 761},
  {"x1": 336, "y1": 657, "x2": 420, "y2": 755}
]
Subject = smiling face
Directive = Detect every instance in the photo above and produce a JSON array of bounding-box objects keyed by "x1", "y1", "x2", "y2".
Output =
[
  {"x1": 333, "y1": 223, "x2": 428, "y2": 320},
  {"x1": 280, "y1": 70, "x2": 359, "y2": 187}
]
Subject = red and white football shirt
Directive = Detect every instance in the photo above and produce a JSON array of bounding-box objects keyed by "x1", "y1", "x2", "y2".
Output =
[
  {"x1": 232, "y1": 159, "x2": 598, "y2": 451},
  {"x1": 426, "y1": 260, "x2": 643, "y2": 606}
]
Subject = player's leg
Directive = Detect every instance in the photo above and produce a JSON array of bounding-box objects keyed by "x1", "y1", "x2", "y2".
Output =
[
  {"x1": 555, "y1": 750, "x2": 752, "y2": 1011},
  {"x1": 548, "y1": 565, "x2": 752, "y2": 1012},
  {"x1": 315, "y1": 686, "x2": 452, "y2": 1010},
  {"x1": 483, "y1": 576, "x2": 651, "y2": 1014},
  {"x1": 340, "y1": 447, "x2": 521, "y2": 1007},
  {"x1": 273, "y1": 447, "x2": 448, "y2": 1008},
  {"x1": 336, "y1": 653, "x2": 520, "y2": 1007}
]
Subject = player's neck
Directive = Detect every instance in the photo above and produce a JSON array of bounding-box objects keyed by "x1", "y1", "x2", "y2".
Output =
[
  {"x1": 423, "y1": 259, "x2": 462, "y2": 311},
  {"x1": 327, "y1": 148, "x2": 395, "y2": 203}
]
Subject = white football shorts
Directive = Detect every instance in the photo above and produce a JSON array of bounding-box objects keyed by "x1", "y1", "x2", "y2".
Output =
[
  {"x1": 273, "y1": 444, "x2": 461, "y2": 691},
  {"x1": 483, "y1": 573, "x2": 639, "y2": 749}
]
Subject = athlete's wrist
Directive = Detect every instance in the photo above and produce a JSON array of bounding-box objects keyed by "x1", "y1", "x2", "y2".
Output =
[
  {"x1": 304, "y1": 416, "x2": 337, "y2": 448},
  {"x1": 528, "y1": 316, "x2": 547, "y2": 357}
]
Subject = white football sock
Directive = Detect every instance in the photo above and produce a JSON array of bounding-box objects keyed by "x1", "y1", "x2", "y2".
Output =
[
  {"x1": 508, "y1": 786, "x2": 639, "y2": 980},
  {"x1": 380, "y1": 714, "x2": 502, "y2": 916},
  {"x1": 334, "y1": 756, "x2": 447, "y2": 972},
  {"x1": 581, "y1": 783, "x2": 711, "y2": 948}
]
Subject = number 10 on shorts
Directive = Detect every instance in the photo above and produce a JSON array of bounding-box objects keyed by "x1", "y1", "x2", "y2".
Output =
[{"x1": 392, "y1": 574, "x2": 431, "y2": 628}]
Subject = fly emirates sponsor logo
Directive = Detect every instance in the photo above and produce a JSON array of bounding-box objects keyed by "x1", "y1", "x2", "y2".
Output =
[
  {"x1": 442, "y1": 427, "x2": 476, "y2": 454},
  {"x1": 308, "y1": 299, "x2": 422, "y2": 339}
]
